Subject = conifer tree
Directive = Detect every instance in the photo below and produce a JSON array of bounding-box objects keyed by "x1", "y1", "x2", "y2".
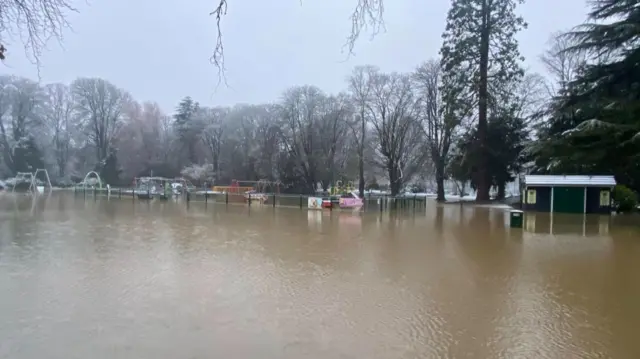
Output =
[{"x1": 440, "y1": 0, "x2": 526, "y2": 200}]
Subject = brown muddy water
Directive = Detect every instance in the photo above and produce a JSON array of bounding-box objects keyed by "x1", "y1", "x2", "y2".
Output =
[{"x1": 1, "y1": 193, "x2": 639, "y2": 359}]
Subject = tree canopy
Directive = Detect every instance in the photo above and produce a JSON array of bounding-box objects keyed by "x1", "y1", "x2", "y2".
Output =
[
  {"x1": 3, "y1": 0, "x2": 640, "y2": 199},
  {"x1": 533, "y1": 0, "x2": 640, "y2": 191}
]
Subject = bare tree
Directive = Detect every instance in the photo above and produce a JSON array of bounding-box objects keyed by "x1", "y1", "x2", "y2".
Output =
[
  {"x1": 221, "y1": 104, "x2": 265, "y2": 180},
  {"x1": 43, "y1": 83, "x2": 74, "y2": 179},
  {"x1": 509, "y1": 72, "x2": 549, "y2": 133},
  {"x1": 413, "y1": 60, "x2": 459, "y2": 202},
  {"x1": 279, "y1": 86, "x2": 325, "y2": 192},
  {"x1": 117, "y1": 103, "x2": 144, "y2": 179},
  {"x1": 0, "y1": 76, "x2": 45, "y2": 173},
  {"x1": 118, "y1": 101, "x2": 177, "y2": 179},
  {"x1": 317, "y1": 93, "x2": 353, "y2": 188},
  {"x1": 199, "y1": 106, "x2": 228, "y2": 182},
  {"x1": 347, "y1": 65, "x2": 377, "y2": 197},
  {"x1": 0, "y1": 0, "x2": 76, "y2": 65},
  {"x1": 181, "y1": 163, "x2": 214, "y2": 186},
  {"x1": 72, "y1": 78, "x2": 131, "y2": 168},
  {"x1": 540, "y1": 31, "x2": 587, "y2": 95},
  {"x1": 252, "y1": 104, "x2": 282, "y2": 180},
  {"x1": 367, "y1": 71, "x2": 425, "y2": 195}
]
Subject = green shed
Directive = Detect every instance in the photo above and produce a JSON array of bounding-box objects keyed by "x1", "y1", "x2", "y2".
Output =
[{"x1": 521, "y1": 175, "x2": 616, "y2": 214}]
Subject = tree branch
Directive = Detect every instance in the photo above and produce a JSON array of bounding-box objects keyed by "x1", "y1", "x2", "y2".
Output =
[
  {"x1": 344, "y1": 0, "x2": 385, "y2": 56},
  {"x1": 0, "y1": 0, "x2": 77, "y2": 71},
  {"x1": 210, "y1": 0, "x2": 228, "y2": 86},
  {"x1": 209, "y1": 0, "x2": 386, "y2": 83}
]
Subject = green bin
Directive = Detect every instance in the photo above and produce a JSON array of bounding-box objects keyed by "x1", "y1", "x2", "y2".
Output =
[{"x1": 509, "y1": 210, "x2": 524, "y2": 228}]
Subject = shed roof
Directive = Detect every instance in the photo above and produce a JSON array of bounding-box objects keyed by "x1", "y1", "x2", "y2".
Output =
[{"x1": 524, "y1": 175, "x2": 616, "y2": 187}]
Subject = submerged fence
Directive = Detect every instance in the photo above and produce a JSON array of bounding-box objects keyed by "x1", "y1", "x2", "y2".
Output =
[{"x1": 72, "y1": 187, "x2": 430, "y2": 212}]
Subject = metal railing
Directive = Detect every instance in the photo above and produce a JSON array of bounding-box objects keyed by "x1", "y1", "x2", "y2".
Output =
[{"x1": 73, "y1": 187, "x2": 430, "y2": 212}]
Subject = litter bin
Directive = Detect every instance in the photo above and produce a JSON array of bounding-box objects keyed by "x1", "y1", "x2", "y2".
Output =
[{"x1": 509, "y1": 210, "x2": 524, "y2": 228}]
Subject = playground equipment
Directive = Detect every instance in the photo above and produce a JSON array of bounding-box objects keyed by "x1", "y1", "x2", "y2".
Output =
[
  {"x1": 11, "y1": 172, "x2": 33, "y2": 193},
  {"x1": 329, "y1": 180, "x2": 356, "y2": 196},
  {"x1": 133, "y1": 177, "x2": 190, "y2": 200},
  {"x1": 243, "y1": 179, "x2": 281, "y2": 204},
  {"x1": 11, "y1": 169, "x2": 52, "y2": 194},
  {"x1": 308, "y1": 180, "x2": 362, "y2": 210},
  {"x1": 31, "y1": 169, "x2": 52, "y2": 193},
  {"x1": 81, "y1": 171, "x2": 102, "y2": 188},
  {"x1": 212, "y1": 179, "x2": 281, "y2": 204},
  {"x1": 308, "y1": 190, "x2": 363, "y2": 210},
  {"x1": 212, "y1": 179, "x2": 253, "y2": 194}
]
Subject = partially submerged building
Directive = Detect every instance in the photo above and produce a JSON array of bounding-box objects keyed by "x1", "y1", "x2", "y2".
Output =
[{"x1": 521, "y1": 175, "x2": 616, "y2": 214}]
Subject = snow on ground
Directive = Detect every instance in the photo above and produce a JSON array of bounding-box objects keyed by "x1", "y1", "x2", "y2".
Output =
[
  {"x1": 400, "y1": 191, "x2": 516, "y2": 209},
  {"x1": 194, "y1": 190, "x2": 222, "y2": 194}
]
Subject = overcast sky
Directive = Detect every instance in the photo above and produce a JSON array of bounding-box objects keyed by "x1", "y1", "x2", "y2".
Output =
[{"x1": 0, "y1": 0, "x2": 588, "y2": 113}]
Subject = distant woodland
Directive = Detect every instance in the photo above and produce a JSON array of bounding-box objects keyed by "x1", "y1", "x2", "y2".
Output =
[{"x1": 1, "y1": 0, "x2": 638, "y2": 201}]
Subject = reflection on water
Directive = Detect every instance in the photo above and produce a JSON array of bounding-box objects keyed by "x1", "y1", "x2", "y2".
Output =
[
  {"x1": 524, "y1": 212, "x2": 614, "y2": 236},
  {"x1": 1, "y1": 194, "x2": 640, "y2": 359}
]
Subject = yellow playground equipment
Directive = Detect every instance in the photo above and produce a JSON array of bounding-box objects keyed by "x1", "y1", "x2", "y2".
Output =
[
  {"x1": 212, "y1": 179, "x2": 253, "y2": 194},
  {"x1": 329, "y1": 180, "x2": 356, "y2": 196},
  {"x1": 211, "y1": 179, "x2": 281, "y2": 196}
]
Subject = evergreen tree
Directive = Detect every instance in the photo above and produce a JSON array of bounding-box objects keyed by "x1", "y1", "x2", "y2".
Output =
[
  {"x1": 98, "y1": 147, "x2": 121, "y2": 186},
  {"x1": 486, "y1": 114, "x2": 527, "y2": 199},
  {"x1": 440, "y1": 0, "x2": 526, "y2": 200},
  {"x1": 450, "y1": 112, "x2": 527, "y2": 199},
  {"x1": 12, "y1": 136, "x2": 45, "y2": 174},
  {"x1": 174, "y1": 96, "x2": 201, "y2": 165},
  {"x1": 533, "y1": 0, "x2": 640, "y2": 191}
]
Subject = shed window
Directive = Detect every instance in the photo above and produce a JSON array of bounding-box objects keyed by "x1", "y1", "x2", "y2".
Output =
[
  {"x1": 527, "y1": 189, "x2": 536, "y2": 204},
  {"x1": 599, "y1": 190, "x2": 610, "y2": 206}
]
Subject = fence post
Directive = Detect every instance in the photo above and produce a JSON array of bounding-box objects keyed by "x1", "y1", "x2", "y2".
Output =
[
  {"x1": 205, "y1": 191, "x2": 208, "y2": 203},
  {"x1": 225, "y1": 191, "x2": 229, "y2": 205},
  {"x1": 272, "y1": 193, "x2": 276, "y2": 208},
  {"x1": 93, "y1": 187, "x2": 97, "y2": 199},
  {"x1": 248, "y1": 194, "x2": 252, "y2": 206},
  {"x1": 413, "y1": 194, "x2": 417, "y2": 210}
]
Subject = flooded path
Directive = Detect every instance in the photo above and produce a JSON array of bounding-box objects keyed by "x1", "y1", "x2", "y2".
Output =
[{"x1": 1, "y1": 194, "x2": 639, "y2": 358}]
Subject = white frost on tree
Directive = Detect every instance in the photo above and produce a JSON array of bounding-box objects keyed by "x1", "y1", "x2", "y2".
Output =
[
  {"x1": 0, "y1": 76, "x2": 46, "y2": 174},
  {"x1": 42, "y1": 83, "x2": 75, "y2": 180},
  {"x1": 72, "y1": 78, "x2": 131, "y2": 169},
  {"x1": 180, "y1": 163, "x2": 214, "y2": 185}
]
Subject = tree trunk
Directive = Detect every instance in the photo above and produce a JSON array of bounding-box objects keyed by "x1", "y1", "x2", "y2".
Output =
[
  {"x1": 389, "y1": 165, "x2": 401, "y2": 196},
  {"x1": 435, "y1": 159, "x2": 446, "y2": 202},
  {"x1": 476, "y1": 2, "x2": 491, "y2": 201},
  {"x1": 358, "y1": 157, "x2": 365, "y2": 198},
  {"x1": 358, "y1": 112, "x2": 366, "y2": 198},
  {"x1": 213, "y1": 152, "x2": 219, "y2": 183},
  {"x1": 497, "y1": 183, "x2": 505, "y2": 201},
  {"x1": 188, "y1": 143, "x2": 197, "y2": 165}
]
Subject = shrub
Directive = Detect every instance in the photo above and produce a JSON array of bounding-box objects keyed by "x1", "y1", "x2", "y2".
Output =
[
  {"x1": 366, "y1": 178, "x2": 380, "y2": 190},
  {"x1": 612, "y1": 185, "x2": 638, "y2": 213}
]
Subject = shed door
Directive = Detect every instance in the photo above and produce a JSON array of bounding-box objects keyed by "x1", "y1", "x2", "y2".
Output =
[{"x1": 553, "y1": 186, "x2": 584, "y2": 213}]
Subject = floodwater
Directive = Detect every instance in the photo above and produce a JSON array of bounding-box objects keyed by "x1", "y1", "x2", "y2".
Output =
[{"x1": 1, "y1": 194, "x2": 640, "y2": 359}]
